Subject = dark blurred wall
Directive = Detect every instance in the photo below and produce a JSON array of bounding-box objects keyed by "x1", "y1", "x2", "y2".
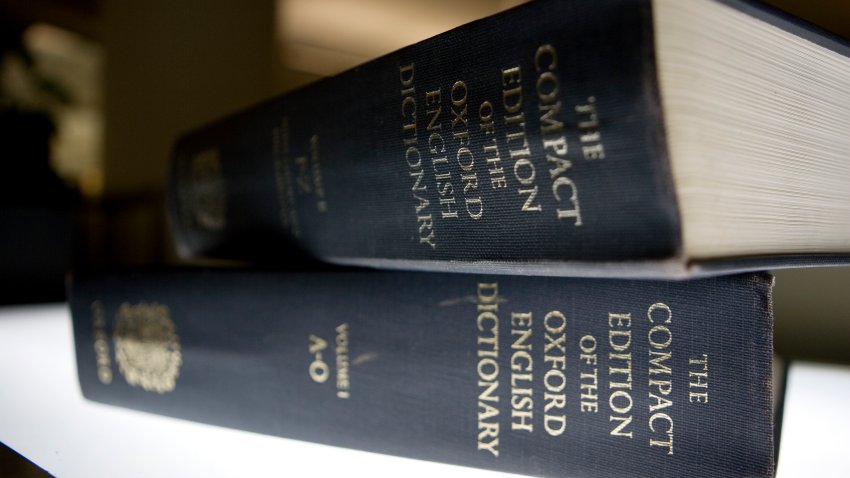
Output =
[
  {"x1": 102, "y1": 0, "x2": 276, "y2": 196},
  {"x1": 763, "y1": 0, "x2": 850, "y2": 39},
  {"x1": 774, "y1": 268, "x2": 850, "y2": 364},
  {"x1": 96, "y1": 0, "x2": 276, "y2": 264}
]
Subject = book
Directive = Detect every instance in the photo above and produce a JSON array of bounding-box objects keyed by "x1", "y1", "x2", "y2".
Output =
[
  {"x1": 70, "y1": 269, "x2": 775, "y2": 478},
  {"x1": 168, "y1": 0, "x2": 850, "y2": 278}
]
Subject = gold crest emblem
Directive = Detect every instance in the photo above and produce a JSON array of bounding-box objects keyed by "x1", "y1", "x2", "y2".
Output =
[
  {"x1": 114, "y1": 302, "x2": 182, "y2": 393},
  {"x1": 189, "y1": 149, "x2": 227, "y2": 232}
]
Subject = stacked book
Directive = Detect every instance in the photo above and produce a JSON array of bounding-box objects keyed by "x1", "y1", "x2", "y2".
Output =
[{"x1": 68, "y1": 0, "x2": 850, "y2": 476}]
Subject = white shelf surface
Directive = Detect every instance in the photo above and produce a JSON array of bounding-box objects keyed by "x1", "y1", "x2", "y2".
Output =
[
  {"x1": 776, "y1": 361, "x2": 850, "y2": 478},
  {"x1": 0, "y1": 304, "x2": 847, "y2": 477}
]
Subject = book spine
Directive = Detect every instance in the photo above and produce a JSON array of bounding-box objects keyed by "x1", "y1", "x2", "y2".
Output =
[
  {"x1": 168, "y1": 0, "x2": 680, "y2": 268},
  {"x1": 71, "y1": 270, "x2": 774, "y2": 478}
]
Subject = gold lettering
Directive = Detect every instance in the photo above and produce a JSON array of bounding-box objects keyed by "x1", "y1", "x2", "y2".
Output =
[
  {"x1": 400, "y1": 62, "x2": 437, "y2": 249},
  {"x1": 519, "y1": 185, "x2": 541, "y2": 212},
  {"x1": 510, "y1": 312, "x2": 533, "y2": 432},
  {"x1": 609, "y1": 353, "x2": 633, "y2": 389},
  {"x1": 478, "y1": 358, "x2": 499, "y2": 382},
  {"x1": 536, "y1": 72, "x2": 559, "y2": 108},
  {"x1": 608, "y1": 312, "x2": 633, "y2": 437},
  {"x1": 689, "y1": 354, "x2": 709, "y2": 404},
  {"x1": 649, "y1": 413, "x2": 674, "y2": 455},
  {"x1": 609, "y1": 330, "x2": 632, "y2": 352},
  {"x1": 534, "y1": 43, "x2": 582, "y2": 225},
  {"x1": 544, "y1": 136, "x2": 568, "y2": 158},
  {"x1": 401, "y1": 96, "x2": 416, "y2": 121},
  {"x1": 477, "y1": 283, "x2": 500, "y2": 457},
  {"x1": 308, "y1": 334, "x2": 329, "y2": 384},
  {"x1": 483, "y1": 138, "x2": 507, "y2": 189},
  {"x1": 579, "y1": 335, "x2": 599, "y2": 413},
  {"x1": 479, "y1": 100, "x2": 495, "y2": 134},
  {"x1": 457, "y1": 148, "x2": 474, "y2": 171},
  {"x1": 465, "y1": 196, "x2": 483, "y2": 219},
  {"x1": 446, "y1": 80, "x2": 481, "y2": 219},
  {"x1": 406, "y1": 146, "x2": 422, "y2": 168},
  {"x1": 501, "y1": 67, "x2": 523, "y2": 114},
  {"x1": 582, "y1": 143, "x2": 606, "y2": 161},
  {"x1": 479, "y1": 379, "x2": 499, "y2": 405},
  {"x1": 546, "y1": 152, "x2": 572, "y2": 178},
  {"x1": 575, "y1": 96, "x2": 606, "y2": 160},
  {"x1": 513, "y1": 157, "x2": 535, "y2": 184},
  {"x1": 650, "y1": 378, "x2": 673, "y2": 396},
  {"x1": 91, "y1": 301, "x2": 112, "y2": 384},
  {"x1": 580, "y1": 370, "x2": 599, "y2": 413},
  {"x1": 417, "y1": 214, "x2": 436, "y2": 248},
  {"x1": 511, "y1": 407, "x2": 534, "y2": 433},
  {"x1": 425, "y1": 89, "x2": 442, "y2": 127},
  {"x1": 580, "y1": 335, "x2": 598, "y2": 365},
  {"x1": 426, "y1": 85, "x2": 456, "y2": 222},
  {"x1": 399, "y1": 63, "x2": 414, "y2": 86},
  {"x1": 609, "y1": 312, "x2": 632, "y2": 328},
  {"x1": 552, "y1": 176, "x2": 582, "y2": 225},
  {"x1": 477, "y1": 422, "x2": 499, "y2": 457},
  {"x1": 534, "y1": 44, "x2": 557, "y2": 72},
  {"x1": 501, "y1": 65, "x2": 543, "y2": 215},
  {"x1": 428, "y1": 132, "x2": 445, "y2": 154},
  {"x1": 451, "y1": 81, "x2": 468, "y2": 128},
  {"x1": 648, "y1": 325, "x2": 672, "y2": 350},
  {"x1": 542, "y1": 310, "x2": 566, "y2": 435},
  {"x1": 544, "y1": 414, "x2": 566, "y2": 436},
  {"x1": 610, "y1": 390, "x2": 633, "y2": 414},
  {"x1": 335, "y1": 323, "x2": 350, "y2": 399},
  {"x1": 646, "y1": 302, "x2": 674, "y2": 453},
  {"x1": 649, "y1": 352, "x2": 673, "y2": 376},
  {"x1": 649, "y1": 393, "x2": 673, "y2": 412},
  {"x1": 648, "y1": 303, "x2": 672, "y2": 324},
  {"x1": 610, "y1": 414, "x2": 633, "y2": 438}
]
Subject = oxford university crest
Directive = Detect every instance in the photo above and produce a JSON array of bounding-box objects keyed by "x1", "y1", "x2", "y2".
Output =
[{"x1": 114, "y1": 302, "x2": 182, "y2": 393}]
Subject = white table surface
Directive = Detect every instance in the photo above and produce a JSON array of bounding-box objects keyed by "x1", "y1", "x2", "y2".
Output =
[{"x1": 0, "y1": 304, "x2": 846, "y2": 477}]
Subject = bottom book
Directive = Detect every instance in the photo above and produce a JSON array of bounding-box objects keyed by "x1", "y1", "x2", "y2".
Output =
[{"x1": 69, "y1": 270, "x2": 774, "y2": 478}]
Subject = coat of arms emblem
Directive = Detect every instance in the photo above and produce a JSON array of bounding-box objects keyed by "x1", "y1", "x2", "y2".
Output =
[{"x1": 114, "y1": 302, "x2": 182, "y2": 393}]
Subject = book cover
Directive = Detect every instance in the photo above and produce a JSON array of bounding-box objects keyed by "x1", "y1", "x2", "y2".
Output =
[{"x1": 71, "y1": 269, "x2": 775, "y2": 477}]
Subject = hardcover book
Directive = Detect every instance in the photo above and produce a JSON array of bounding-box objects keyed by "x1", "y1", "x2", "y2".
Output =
[
  {"x1": 169, "y1": 0, "x2": 850, "y2": 278},
  {"x1": 71, "y1": 269, "x2": 775, "y2": 478}
]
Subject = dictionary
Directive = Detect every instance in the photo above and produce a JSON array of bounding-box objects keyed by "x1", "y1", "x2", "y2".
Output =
[
  {"x1": 71, "y1": 269, "x2": 774, "y2": 478},
  {"x1": 168, "y1": 0, "x2": 850, "y2": 278}
]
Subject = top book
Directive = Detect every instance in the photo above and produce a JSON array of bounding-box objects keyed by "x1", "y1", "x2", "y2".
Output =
[{"x1": 169, "y1": 0, "x2": 850, "y2": 278}]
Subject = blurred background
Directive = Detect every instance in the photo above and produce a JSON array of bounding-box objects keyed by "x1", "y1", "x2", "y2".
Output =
[{"x1": 0, "y1": 0, "x2": 847, "y2": 363}]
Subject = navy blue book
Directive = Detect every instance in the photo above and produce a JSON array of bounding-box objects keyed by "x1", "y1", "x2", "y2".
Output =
[
  {"x1": 169, "y1": 0, "x2": 850, "y2": 278},
  {"x1": 71, "y1": 269, "x2": 775, "y2": 478}
]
